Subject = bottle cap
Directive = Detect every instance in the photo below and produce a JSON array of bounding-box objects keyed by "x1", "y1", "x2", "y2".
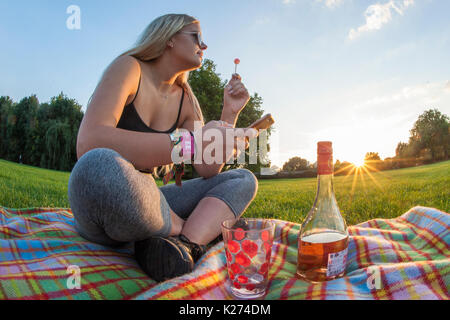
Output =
[
  {"x1": 317, "y1": 141, "x2": 332, "y2": 154},
  {"x1": 317, "y1": 141, "x2": 333, "y2": 175}
]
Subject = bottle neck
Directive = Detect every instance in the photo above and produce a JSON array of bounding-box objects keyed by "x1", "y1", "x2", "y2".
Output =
[
  {"x1": 300, "y1": 147, "x2": 347, "y2": 236},
  {"x1": 313, "y1": 173, "x2": 334, "y2": 204},
  {"x1": 314, "y1": 151, "x2": 335, "y2": 202}
]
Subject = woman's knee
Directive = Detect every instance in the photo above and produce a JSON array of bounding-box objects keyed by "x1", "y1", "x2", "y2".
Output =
[
  {"x1": 220, "y1": 168, "x2": 258, "y2": 218},
  {"x1": 216, "y1": 168, "x2": 258, "y2": 210},
  {"x1": 71, "y1": 148, "x2": 125, "y2": 176},
  {"x1": 70, "y1": 149, "x2": 113, "y2": 202},
  {"x1": 235, "y1": 168, "x2": 258, "y2": 199},
  {"x1": 69, "y1": 148, "x2": 130, "y2": 188},
  {"x1": 68, "y1": 148, "x2": 169, "y2": 243}
]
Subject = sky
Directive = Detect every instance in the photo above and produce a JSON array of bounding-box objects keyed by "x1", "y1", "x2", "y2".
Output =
[{"x1": 1, "y1": 0, "x2": 449, "y2": 168}]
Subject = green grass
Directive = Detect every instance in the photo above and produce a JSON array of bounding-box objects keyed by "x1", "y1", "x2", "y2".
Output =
[{"x1": 0, "y1": 159, "x2": 449, "y2": 225}]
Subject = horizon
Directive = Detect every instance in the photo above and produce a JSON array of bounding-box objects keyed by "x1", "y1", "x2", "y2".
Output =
[{"x1": 1, "y1": 0, "x2": 449, "y2": 166}]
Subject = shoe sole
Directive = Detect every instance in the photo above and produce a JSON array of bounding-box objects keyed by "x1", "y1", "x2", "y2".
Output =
[{"x1": 135, "y1": 236, "x2": 194, "y2": 282}]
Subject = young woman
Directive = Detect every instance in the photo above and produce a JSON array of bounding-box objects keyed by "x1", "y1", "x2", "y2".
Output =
[{"x1": 67, "y1": 14, "x2": 259, "y2": 282}]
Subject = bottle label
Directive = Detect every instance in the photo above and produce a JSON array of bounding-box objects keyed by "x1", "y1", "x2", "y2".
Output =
[{"x1": 326, "y1": 247, "x2": 348, "y2": 277}]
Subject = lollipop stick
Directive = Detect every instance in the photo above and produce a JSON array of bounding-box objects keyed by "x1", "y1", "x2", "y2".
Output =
[{"x1": 234, "y1": 58, "x2": 240, "y2": 75}]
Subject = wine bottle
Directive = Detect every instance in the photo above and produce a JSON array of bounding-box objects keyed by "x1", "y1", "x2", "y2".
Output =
[{"x1": 296, "y1": 141, "x2": 349, "y2": 282}]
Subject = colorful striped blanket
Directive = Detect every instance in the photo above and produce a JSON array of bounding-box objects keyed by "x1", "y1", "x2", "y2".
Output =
[{"x1": 0, "y1": 206, "x2": 448, "y2": 300}]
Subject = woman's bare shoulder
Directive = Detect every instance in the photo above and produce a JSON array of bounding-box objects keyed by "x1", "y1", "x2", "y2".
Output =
[
  {"x1": 82, "y1": 56, "x2": 142, "y2": 129},
  {"x1": 106, "y1": 55, "x2": 141, "y2": 79}
]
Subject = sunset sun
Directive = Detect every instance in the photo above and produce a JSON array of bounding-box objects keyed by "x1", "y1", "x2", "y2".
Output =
[{"x1": 352, "y1": 158, "x2": 365, "y2": 168}]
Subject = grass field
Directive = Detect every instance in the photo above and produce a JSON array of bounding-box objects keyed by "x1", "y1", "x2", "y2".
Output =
[{"x1": 0, "y1": 159, "x2": 448, "y2": 225}]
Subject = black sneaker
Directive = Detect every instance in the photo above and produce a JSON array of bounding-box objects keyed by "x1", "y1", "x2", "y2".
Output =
[
  {"x1": 134, "y1": 235, "x2": 206, "y2": 282},
  {"x1": 178, "y1": 234, "x2": 207, "y2": 262}
]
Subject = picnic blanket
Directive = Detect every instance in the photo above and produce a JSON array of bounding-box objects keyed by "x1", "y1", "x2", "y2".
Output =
[{"x1": 0, "y1": 205, "x2": 448, "y2": 300}]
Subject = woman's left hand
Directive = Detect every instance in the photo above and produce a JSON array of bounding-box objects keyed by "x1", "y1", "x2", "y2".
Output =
[{"x1": 223, "y1": 74, "x2": 250, "y2": 116}]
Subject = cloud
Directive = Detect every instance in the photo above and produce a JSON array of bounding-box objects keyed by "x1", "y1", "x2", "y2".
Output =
[
  {"x1": 348, "y1": 0, "x2": 414, "y2": 40},
  {"x1": 282, "y1": 0, "x2": 296, "y2": 4},
  {"x1": 353, "y1": 80, "x2": 450, "y2": 113},
  {"x1": 316, "y1": 0, "x2": 344, "y2": 8}
]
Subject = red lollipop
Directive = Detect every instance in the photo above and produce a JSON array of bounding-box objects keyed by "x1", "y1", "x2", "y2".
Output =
[{"x1": 234, "y1": 58, "x2": 240, "y2": 74}]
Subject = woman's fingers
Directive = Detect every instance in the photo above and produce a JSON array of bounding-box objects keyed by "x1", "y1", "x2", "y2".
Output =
[
  {"x1": 227, "y1": 74, "x2": 245, "y2": 93},
  {"x1": 200, "y1": 123, "x2": 258, "y2": 163},
  {"x1": 229, "y1": 84, "x2": 247, "y2": 95},
  {"x1": 232, "y1": 73, "x2": 242, "y2": 81}
]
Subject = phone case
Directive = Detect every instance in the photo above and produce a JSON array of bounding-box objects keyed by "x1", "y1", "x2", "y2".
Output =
[{"x1": 249, "y1": 114, "x2": 275, "y2": 131}]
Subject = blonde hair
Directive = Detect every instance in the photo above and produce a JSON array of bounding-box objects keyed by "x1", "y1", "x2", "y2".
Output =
[
  {"x1": 121, "y1": 14, "x2": 205, "y2": 178},
  {"x1": 120, "y1": 14, "x2": 204, "y2": 122}
]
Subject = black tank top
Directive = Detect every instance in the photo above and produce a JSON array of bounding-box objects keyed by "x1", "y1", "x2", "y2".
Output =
[{"x1": 116, "y1": 74, "x2": 185, "y2": 133}]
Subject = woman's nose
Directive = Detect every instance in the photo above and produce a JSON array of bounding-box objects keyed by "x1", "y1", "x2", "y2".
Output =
[{"x1": 201, "y1": 42, "x2": 208, "y2": 50}]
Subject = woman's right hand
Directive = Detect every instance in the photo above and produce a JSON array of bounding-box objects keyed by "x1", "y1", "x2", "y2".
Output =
[{"x1": 192, "y1": 120, "x2": 258, "y2": 171}]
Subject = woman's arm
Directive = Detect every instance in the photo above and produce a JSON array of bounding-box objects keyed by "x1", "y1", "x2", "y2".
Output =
[
  {"x1": 77, "y1": 56, "x2": 173, "y2": 171},
  {"x1": 178, "y1": 117, "x2": 225, "y2": 179},
  {"x1": 180, "y1": 118, "x2": 256, "y2": 179},
  {"x1": 179, "y1": 73, "x2": 254, "y2": 178}
]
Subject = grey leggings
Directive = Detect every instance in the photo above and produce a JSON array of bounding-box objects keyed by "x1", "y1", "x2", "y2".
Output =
[{"x1": 67, "y1": 148, "x2": 258, "y2": 247}]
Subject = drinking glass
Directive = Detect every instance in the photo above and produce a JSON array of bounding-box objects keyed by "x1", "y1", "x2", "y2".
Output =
[{"x1": 221, "y1": 218, "x2": 275, "y2": 299}]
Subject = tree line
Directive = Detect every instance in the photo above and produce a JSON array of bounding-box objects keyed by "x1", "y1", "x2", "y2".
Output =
[
  {"x1": 0, "y1": 59, "x2": 270, "y2": 174},
  {"x1": 0, "y1": 94, "x2": 83, "y2": 171},
  {"x1": 279, "y1": 108, "x2": 449, "y2": 177}
]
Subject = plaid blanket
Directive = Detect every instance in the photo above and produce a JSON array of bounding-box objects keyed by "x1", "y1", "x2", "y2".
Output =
[{"x1": 0, "y1": 206, "x2": 448, "y2": 300}]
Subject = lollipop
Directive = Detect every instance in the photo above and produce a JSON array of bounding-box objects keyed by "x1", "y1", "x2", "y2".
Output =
[{"x1": 234, "y1": 58, "x2": 240, "y2": 74}]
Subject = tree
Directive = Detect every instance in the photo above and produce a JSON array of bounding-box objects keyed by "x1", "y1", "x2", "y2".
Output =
[
  {"x1": 0, "y1": 93, "x2": 83, "y2": 171},
  {"x1": 39, "y1": 93, "x2": 83, "y2": 171},
  {"x1": 0, "y1": 96, "x2": 15, "y2": 159},
  {"x1": 334, "y1": 160, "x2": 354, "y2": 175},
  {"x1": 364, "y1": 152, "x2": 380, "y2": 161},
  {"x1": 395, "y1": 142, "x2": 409, "y2": 158},
  {"x1": 393, "y1": 108, "x2": 449, "y2": 168},
  {"x1": 282, "y1": 157, "x2": 309, "y2": 172},
  {"x1": 5, "y1": 95, "x2": 39, "y2": 164},
  {"x1": 394, "y1": 141, "x2": 418, "y2": 168},
  {"x1": 364, "y1": 152, "x2": 382, "y2": 170},
  {"x1": 188, "y1": 59, "x2": 226, "y2": 123},
  {"x1": 409, "y1": 109, "x2": 449, "y2": 161},
  {"x1": 334, "y1": 159, "x2": 341, "y2": 169}
]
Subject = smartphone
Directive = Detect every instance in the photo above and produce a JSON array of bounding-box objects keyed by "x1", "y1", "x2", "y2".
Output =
[{"x1": 248, "y1": 113, "x2": 275, "y2": 131}]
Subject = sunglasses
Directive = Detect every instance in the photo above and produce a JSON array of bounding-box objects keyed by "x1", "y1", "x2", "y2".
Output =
[{"x1": 179, "y1": 31, "x2": 206, "y2": 47}]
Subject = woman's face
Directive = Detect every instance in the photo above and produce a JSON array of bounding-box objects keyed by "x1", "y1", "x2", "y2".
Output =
[{"x1": 171, "y1": 23, "x2": 207, "y2": 70}]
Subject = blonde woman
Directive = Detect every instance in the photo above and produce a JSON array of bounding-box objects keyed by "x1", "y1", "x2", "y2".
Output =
[{"x1": 68, "y1": 14, "x2": 258, "y2": 282}]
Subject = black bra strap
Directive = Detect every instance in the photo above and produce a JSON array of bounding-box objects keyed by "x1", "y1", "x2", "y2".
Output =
[{"x1": 175, "y1": 88, "x2": 185, "y2": 124}]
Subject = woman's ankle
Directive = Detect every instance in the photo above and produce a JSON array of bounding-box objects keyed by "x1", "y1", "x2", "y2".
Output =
[
  {"x1": 169, "y1": 210, "x2": 185, "y2": 236},
  {"x1": 179, "y1": 230, "x2": 206, "y2": 245}
]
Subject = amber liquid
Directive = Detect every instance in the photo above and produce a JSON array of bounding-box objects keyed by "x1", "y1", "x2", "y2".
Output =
[{"x1": 296, "y1": 232, "x2": 348, "y2": 282}]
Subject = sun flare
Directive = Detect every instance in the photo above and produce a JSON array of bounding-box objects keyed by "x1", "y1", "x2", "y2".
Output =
[{"x1": 352, "y1": 158, "x2": 365, "y2": 168}]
